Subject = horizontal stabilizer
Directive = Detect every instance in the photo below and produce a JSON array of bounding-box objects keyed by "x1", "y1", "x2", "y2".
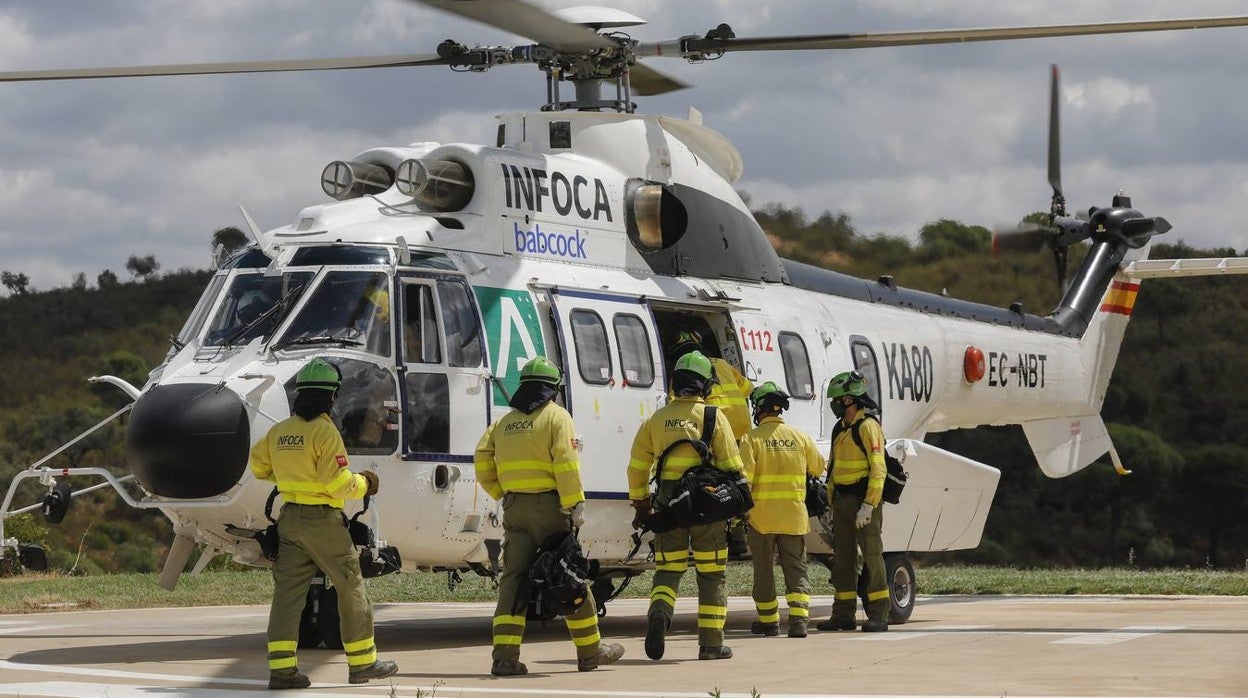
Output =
[
  {"x1": 880, "y1": 440, "x2": 1000, "y2": 552},
  {"x1": 1021, "y1": 414, "x2": 1111, "y2": 478},
  {"x1": 1122, "y1": 256, "x2": 1248, "y2": 279}
]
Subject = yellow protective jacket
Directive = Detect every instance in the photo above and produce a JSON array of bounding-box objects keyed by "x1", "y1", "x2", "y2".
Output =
[
  {"x1": 627, "y1": 396, "x2": 743, "y2": 501},
  {"x1": 829, "y1": 411, "x2": 887, "y2": 507},
  {"x1": 708, "y1": 358, "x2": 753, "y2": 440},
  {"x1": 474, "y1": 401, "x2": 585, "y2": 509},
  {"x1": 250, "y1": 413, "x2": 367, "y2": 509},
  {"x1": 740, "y1": 416, "x2": 825, "y2": 535}
]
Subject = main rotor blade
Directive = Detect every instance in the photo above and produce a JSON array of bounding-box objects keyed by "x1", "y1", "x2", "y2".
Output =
[
  {"x1": 638, "y1": 15, "x2": 1248, "y2": 57},
  {"x1": 630, "y1": 63, "x2": 688, "y2": 96},
  {"x1": 410, "y1": 0, "x2": 612, "y2": 53},
  {"x1": 1048, "y1": 65, "x2": 1062, "y2": 201},
  {"x1": 0, "y1": 54, "x2": 446, "y2": 83}
]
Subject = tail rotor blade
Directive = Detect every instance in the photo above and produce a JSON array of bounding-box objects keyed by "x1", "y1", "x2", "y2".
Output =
[
  {"x1": 1121, "y1": 216, "x2": 1173, "y2": 237},
  {"x1": 992, "y1": 223, "x2": 1053, "y2": 256}
]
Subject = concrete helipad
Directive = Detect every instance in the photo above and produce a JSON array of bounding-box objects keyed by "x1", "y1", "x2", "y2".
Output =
[{"x1": 0, "y1": 594, "x2": 1245, "y2": 697}]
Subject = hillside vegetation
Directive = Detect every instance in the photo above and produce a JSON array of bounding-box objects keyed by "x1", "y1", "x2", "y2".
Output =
[{"x1": 1, "y1": 205, "x2": 1246, "y2": 575}]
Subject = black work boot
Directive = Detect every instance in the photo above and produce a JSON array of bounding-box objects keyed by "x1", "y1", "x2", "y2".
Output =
[
  {"x1": 861, "y1": 619, "x2": 889, "y2": 632},
  {"x1": 644, "y1": 612, "x2": 668, "y2": 660},
  {"x1": 816, "y1": 617, "x2": 856, "y2": 631},
  {"x1": 698, "y1": 645, "x2": 733, "y2": 660},
  {"x1": 349, "y1": 658, "x2": 399, "y2": 684},
  {"x1": 578, "y1": 642, "x2": 625, "y2": 671},
  {"x1": 268, "y1": 670, "x2": 310, "y2": 690},
  {"x1": 788, "y1": 619, "x2": 809, "y2": 638},
  {"x1": 490, "y1": 659, "x2": 528, "y2": 676},
  {"x1": 750, "y1": 621, "x2": 780, "y2": 636}
]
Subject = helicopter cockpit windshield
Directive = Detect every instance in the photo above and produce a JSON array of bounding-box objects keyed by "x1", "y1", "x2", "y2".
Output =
[
  {"x1": 273, "y1": 271, "x2": 392, "y2": 356},
  {"x1": 202, "y1": 270, "x2": 316, "y2": 348}
]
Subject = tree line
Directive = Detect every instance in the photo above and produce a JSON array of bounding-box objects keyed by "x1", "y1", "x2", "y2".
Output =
[{"x1": 0, "y1": 216, "x2": 1245, "y2": 574}]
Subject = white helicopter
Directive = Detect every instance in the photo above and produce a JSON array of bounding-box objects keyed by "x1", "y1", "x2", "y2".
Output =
[{"x1": 4, "y1": 0, "x2": 1248, "y2": 637}]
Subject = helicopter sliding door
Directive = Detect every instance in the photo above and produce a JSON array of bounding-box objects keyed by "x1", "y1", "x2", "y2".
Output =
[
  {"x1": 548, "y1": 289, "x2": 666, "y2": 496},
  {"x1": 398, "y1": 273, "x2": 493, "y2": 560}
]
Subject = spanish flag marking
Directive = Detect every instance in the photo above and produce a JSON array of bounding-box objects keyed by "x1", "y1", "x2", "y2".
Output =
[{"x1": 1099, "y1": 280, "x2": 1140, "y2": 316}]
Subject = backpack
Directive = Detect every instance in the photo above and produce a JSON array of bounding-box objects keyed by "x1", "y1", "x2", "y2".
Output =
[
  {"x1": 831, "y1": 415, "x2": 908, "y2": 504},
  {"x1": 805, "y1": 475, "x2": 829, "y2": 517},
  {"x1": 641, "y1": 406, "x2": 753, "y2": 532},
  {"x1": 527, "y1": 531, "x2": 592, "y2": 620}
]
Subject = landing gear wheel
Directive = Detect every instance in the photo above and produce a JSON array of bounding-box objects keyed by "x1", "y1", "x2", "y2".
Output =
[
  {"x1": 884, "y1": 553, "x2": 915, "y2": 624},
  {"x1": 856, "y1": 553, "x2": 916, "y2": 624}
]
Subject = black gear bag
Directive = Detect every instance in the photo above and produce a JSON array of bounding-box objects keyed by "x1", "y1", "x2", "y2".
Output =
[
  {"x1": 527, "y1": 531, "x2": 593, "y2": 620},
  {"x1": 640, "y1": 406, "x2": 753, "y2": 533},
  {"x1": 831, "y1": 416, "x2": 908, "y2": 504},
  {"x1": 805, "y1": 475, "x2": 829, "y2": 517}
]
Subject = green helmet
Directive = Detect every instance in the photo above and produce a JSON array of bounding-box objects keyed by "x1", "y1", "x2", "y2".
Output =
[
  {"x1": 295, "y1": 358, "x2": 341, "y2": 392},
  {"x1": 750, "y1": 381, "x2": 789, "y2": 408},
  {"x1": 671, "y1": 330, "x2": 703, "y2": 357},
  {"x1": 519, "y1": 356, "x2": 563, "y2": 386},
  {"x1": 826, "y1": 370, "x2": 868, "y2": 400},
  {"x1": 673, "y1": 350, "x2": 714, "y2": 381}
]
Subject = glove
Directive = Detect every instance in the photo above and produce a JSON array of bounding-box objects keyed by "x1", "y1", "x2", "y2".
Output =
[
  {"x1": 855, "y1": 502, "x2": 874, "y2": 529},
  {"x1": 631, "y1": 497, "x2": 651, "y2": 530},
  {"x1": 361, "y1": 470, "x2": 380, "y2": 497},
  {"x1": 562, "y1": 501, "x2": 586, "y2": 529}
]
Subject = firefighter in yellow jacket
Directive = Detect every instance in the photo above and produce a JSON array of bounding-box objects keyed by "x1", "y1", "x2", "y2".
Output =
[
  {"x1": 739, "y1": 382, "x2": 825, "y2": 638},
  {"x1": 670, "y1": 331, "x2": 754, "y2": 558},
  {"x1": 817, "y1": 370, "x2": 890, "y2": 633},
  {"x1": 474, "y1": 357, "x2": 625, "y2": 676},
  {"x1": 629, "y1": 351, "x2": 744, "y2": 661},
  {"x1": 249, "y1": 358, "x2": 398, "y2": 690},
  {"x1": 670, "y1": 331, "x2": 753, "y2": 439}
]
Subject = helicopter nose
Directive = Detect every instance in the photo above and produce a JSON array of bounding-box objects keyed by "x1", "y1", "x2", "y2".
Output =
[{"x1": 126, "y1": 383, "x2": 251, "y2": 498}]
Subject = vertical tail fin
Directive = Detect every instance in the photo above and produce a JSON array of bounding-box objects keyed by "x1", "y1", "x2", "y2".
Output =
[{"x1": 1021, "y1": 241, "x2": 1151, "y2": 478}]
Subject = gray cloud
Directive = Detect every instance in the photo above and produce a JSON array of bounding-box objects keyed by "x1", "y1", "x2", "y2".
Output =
[{"x1": 2, "y1": 0, "x2": 1247, "y2": 291}]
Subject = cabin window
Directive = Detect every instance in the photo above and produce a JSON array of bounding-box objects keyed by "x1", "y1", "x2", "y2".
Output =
[
  {"x1": 282, "y1": 357, "x2": 399, "y2": 456},
  {"x1": 550, "y1": 121, "x2": 572, "y2": 149},
  {"x1": 778, "y1": 331, "x2": 814, "y2": 399},
  {"x1": 570, "y1": 309, "x2": 612, "y2": 385},
  {"x1": 403, "y1": 283, "x2": 442, "y2": 364},
  {"x1": 437, "y1": 279, "x2": 484, "y2": 368},
  {"x1": 404, "y1": 372, "x2": 450, "y2": 454},
  {"x1": 613, "y1": 313, "x2": 654, "y2": 388},
  {"x1": 850, "y1": 337, "x2": 883, "y2": 412}
]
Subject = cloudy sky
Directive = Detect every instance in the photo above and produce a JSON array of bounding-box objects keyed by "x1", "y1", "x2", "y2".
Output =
[{"x1": 2, "y1": 0, "x2": 1247, "y2": 291}]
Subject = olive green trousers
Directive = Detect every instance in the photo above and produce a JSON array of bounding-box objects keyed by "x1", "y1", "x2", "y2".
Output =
[
  {"x1": 649, "y1": 521, "x2": 728, "y2": 647},
  {"x1": 747, "y1": 528, "x2": 810, "y2": 626},
  {"x1": 830, "y1": 490, "x2": 889, "y2": 624},
  {"x1": 492, "y1": 491, "x2": 601, "y2": 662},
  {"x1": 267, "y1": 503, "x2": 378, "y2": 676}
]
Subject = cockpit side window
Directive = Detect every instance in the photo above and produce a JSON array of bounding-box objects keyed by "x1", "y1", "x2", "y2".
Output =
[
  {"x1": 403, "y1": 282, "x2": 442, "y2": 364},
  {"x1": 177, "y1": 274, "x2": 226, "y2": 345},
  {"x1": 437, "y1": 279, "x2": 484, "y2": 368},
  {"x1": 278, "y1": 271, "x2": 392, "y2": 356}
]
